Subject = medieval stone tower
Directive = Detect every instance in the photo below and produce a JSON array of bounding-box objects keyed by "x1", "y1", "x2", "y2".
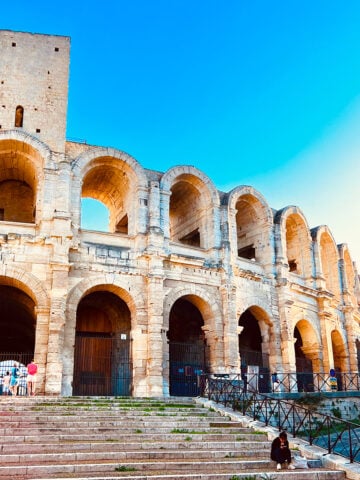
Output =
[{"x1": 1, "y1": 29, "x2": 359, "y2": 397}]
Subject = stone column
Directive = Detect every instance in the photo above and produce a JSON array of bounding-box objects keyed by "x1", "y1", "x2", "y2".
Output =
[
  {"x1": 44, "y1": 264, "x2": 69, "y2": 395},
  {"x1": 146, "y1": 257, "x2": 165, "y2": 397},
  {"x1": 33, "y1": 306, "x2": 51, "y2": 395},
  {"x1": 220, "y1": 284, "x2": 239, "y2": 372},
  {"x1": 317, "y1": 297, "x2": 333, "y2": 375}
]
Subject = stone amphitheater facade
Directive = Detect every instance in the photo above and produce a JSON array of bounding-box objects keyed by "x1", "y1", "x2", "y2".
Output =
[{"x1": 1, "y1": 29, "x2": 360, "y2": 397}]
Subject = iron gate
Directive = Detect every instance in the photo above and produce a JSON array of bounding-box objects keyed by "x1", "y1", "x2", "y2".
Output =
[
  {"x1": 73, "y1": 332, "x2": 131, "y2": 396},
  {"x1": 169, "y1": 341, "x2": 208, "y2": 396}
]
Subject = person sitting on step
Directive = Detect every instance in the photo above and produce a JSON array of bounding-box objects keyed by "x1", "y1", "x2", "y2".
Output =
[{"x1": 270, "y1": 431, "x2": 295, "y2": 470}]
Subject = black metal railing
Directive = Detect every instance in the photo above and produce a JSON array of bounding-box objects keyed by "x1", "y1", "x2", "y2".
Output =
[
  {"x1": 0, "y1": 353, "x2": 33, "y2": 396},
  {"x1": 199, "y1": 373, "x2": 360, "y2": 463},
  {"x1": 204, "y1": 371, "x2": 360, "y2": 394}
]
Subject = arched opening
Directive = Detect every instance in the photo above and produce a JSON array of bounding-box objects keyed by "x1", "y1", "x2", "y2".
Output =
[
  {"x1": 0, "y1": 180, "x2": 35, "y2": 223},
  {"x1": 0, "y1": 139, "x2": 39, "y2": 224},
  {"x1": 285, "y1": 214, "x2": 311, "y2": 278},
  {"x1": 73, "y1": 290, "x2": 132, "y2": 396},
  {"x1": 81, "y1": 198, "x2": 109, "y2": 231},
  {"x1": 235, "y1": 194, "x2": 269, "y2": 263},
  {"x1": 343, "y1": 249, "x2": 355, "y2": 295},
  {"x1": 331, "y1": 330, "x2": 347, "y2": 390},
  {"x1": 167, "y1": 297, "x2": 209, "y2": 396},
  {"x1": 81, "y1": 158, "x2": 133, "y2": 234},
  {"x1": 294, "y1": 321, "x2": 320, "y2": 392},
  {"x1": 15, "y1": 105, "x2": 24, "y2": 128},
  {"x1": 0, "y1": 285, "x2": 36, "y2": 382},
  {"x1": 238, "y1": 308, "x2": 270, "y2": 392},
  {"x1": 319, "y1": 231, "x2": 340, "y2": 295}
]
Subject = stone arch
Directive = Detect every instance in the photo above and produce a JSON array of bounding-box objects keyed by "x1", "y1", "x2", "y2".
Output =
[
  {"x1": 238, "y1": 305, "x2": 273, "y2": 363},
  {"x1": 339, "y1": 244, "x2": 356, "y2": 296},
  {"x1": 275, "y1": 206, "x2": 312, "y2": 279},
  {"x1": 312, "y1": 225, "x2": 340, "y2": 296},
  {"x1": 71, "y1": 147, "x2": 148, "y2": 235},
  {"x1": 164, "y1": 284, "x2": 222, "y2": 339},
  {"x1": 294, "y1": 319, "x2": 321, "y2": 377},
  {"x1": 160, "y1": 166, "x2": 221, "y2": 249},
  {"x1": 164, "y1": 285, "x2": 222, "y2": 395},
  {"x1": 0, "y1": 131, "x2": 50, "y2": 223},
  {"x1": 0, "y1": 267, "x2": 50, "y2": 393},
  {"x1": 227, "y1": 185, "x2": 274, "y2": 265},
  {"x1": 0, "y1": 265, "x2": 50, "y2": 309},
  {"x1": 331, "y1": 329, "x2": 347, "y2": 375},
  {"x1": 62, "y1": 275, "x2": 146, "y2": 396}
]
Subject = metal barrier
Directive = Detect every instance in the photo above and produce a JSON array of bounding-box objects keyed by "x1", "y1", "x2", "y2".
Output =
[
  {"x1": 199, "y1": 373, "x2": 360, "y2": 463},
  {"x1": 201, "y1": 371, "x2": 360, "y2": 394},
  {"x1": 0, "y1": 353, "x2": 33, "y2": 396}
]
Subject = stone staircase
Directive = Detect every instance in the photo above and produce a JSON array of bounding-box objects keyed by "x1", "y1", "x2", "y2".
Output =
[{"x1": 0, "y1": 396, "x2": 346, "y2": 480}]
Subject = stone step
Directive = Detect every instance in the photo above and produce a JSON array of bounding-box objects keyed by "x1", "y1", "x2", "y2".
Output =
[
  {"x1": 11, "y1": 474, "x2": 345, "y2": 480},
  {"x1": 0, "y1": 448, "x2": 270, "y2": 464},
  {"x1": 0, "y1": 461, "x2": 346, "y2": 479},
  {"x1": 1, "y1": 432, "x2": 268, "y2": 443},
  {"x1": 0, "y1": 396, "x2": 347, "y2": 480},
  {"x1": 0, "y1": 426, "x2": 253, "y2": 436},
  {"x1": 0, "y1": 440, "x2": 270, "y2": 454}
]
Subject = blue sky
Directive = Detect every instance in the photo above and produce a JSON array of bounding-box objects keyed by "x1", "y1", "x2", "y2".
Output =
[{"x1": 2, "y1": 1, "x2": 360, "y2": 264}]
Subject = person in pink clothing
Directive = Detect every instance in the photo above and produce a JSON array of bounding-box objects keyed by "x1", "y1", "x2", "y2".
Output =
[{"x1": 26, "y1": 360, "x2": 38, "y2": 396}]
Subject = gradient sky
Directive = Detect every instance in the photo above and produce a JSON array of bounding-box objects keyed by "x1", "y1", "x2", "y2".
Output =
[{"x1": 2, "y1": 1, "x2": 360, "y2": 264}]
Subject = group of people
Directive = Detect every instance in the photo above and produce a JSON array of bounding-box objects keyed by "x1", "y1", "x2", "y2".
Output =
[{"x1": 1, "y1": 360, "x2": 37, "y2": 396}]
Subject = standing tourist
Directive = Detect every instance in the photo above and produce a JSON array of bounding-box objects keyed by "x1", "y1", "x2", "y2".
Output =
[
  {"x1": 26, "y1": 360, "x2": 38, "y2": 396},
  {"x1": 10, "y1": 362, "x2": 20, "y2": 396}
]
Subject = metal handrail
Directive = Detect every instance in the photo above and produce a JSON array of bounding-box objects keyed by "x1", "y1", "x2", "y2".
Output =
[{"x1": 199, "y1": 373, "x2": 360, "y2": 463}]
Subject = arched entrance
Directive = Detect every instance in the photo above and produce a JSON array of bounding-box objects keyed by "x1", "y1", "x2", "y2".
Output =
[
  {"x1": 294, "y1": 320, "x2": 320, "y2": 392},
  {"x1": 0, "y1": 285, "x2": 36, "y2": 383},
  {"x1": 331, "y1": 330, "x2": 347, "y2": 391},
  {"x1": 73, "y1": 291, "x2": 132, "y2": 396},
  {"x1": 168, "y1": 297, "x2": 209, "y2": 396},
  {"x1": 0, "y1": 285, "x2": 35, "y2": 353},
  {"x1": 238, "y1": 308, "x2": 270, "y2": 393}
]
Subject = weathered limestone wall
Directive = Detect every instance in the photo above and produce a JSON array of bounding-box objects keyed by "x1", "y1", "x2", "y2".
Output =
[
  {"x1": 0, "y1": 30, "x2": 69, "y2": 153},
  {"x1": 0, "y1": 29, "x2": 360, "y2": 398}
]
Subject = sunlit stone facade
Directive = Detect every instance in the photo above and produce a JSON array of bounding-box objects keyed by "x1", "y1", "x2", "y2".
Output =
[{"x1": 1, "y1": 29, "x2": 360, "y2": 397}]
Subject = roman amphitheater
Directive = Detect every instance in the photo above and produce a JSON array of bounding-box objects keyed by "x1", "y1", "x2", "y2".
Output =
[{"x1": 0, "y1": 29, "x2": 360, "y2": 397}]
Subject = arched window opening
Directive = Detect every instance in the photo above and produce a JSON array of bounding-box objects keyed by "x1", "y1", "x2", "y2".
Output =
[
  {"x1": 236, "y1": 197, "x2": 258, "y2": 261},
  {"x1": 15, "y1": 105, "x2": 24, "y2": 128},
  {"x1": 169, "y1": 181, "x2": 202, "y2": 248},
  {"x1": 285, "y1": 214, "x2": 311, "y2": 278},
  {"x1": 0, "y1": 180, "x2": 35, "y2": 223},
  {"x1": 319, "y1": 232, "x2": 340, "y2": 295},
  {"x1": 81, "y1": 198, "x2": 109, "y2": 232},
  {"x1": 81, "y1": 161, "x2": 132, "y2": 235}
]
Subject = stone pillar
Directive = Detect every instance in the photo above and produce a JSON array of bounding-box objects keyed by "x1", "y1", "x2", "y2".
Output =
[
  {"x1": 137, "y1": 185, "x2": 149, "y2": 235},
  {"x1": 149, "y1": 181, "x2": 161, "y2": 231},
  {"x1": 146, "y1": 269, "x2": 165, "y2": 397},
  {"x1": 220, "y1": 284, "x2": 239, "y2": 372},
  {"x1": 45, "y1": 264, "x2": 69, "y2": 395},
  {"x1": 317, "y1": 298, "x2": 333, "y2": 374},
  {"x1": 33, "y1": 306, "x2": 51, "y2": 395},
  {"x1": 160, "y1": 189, "x2": 171, "y2": 241},
  {"x1": 343, "y1": 304, "x2": 358, "y2": 373}
]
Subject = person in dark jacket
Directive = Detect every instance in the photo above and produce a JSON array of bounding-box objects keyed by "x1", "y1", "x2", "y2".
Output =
[{"x1": 270, "y1": 431, "x2": 295, "y2": 470}]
